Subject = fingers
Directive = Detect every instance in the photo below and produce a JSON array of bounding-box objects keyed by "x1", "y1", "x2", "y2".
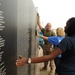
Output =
[
  {"x1": 19, "y1": 55, "x2": 23, "y2": 59},
  {"x1": 16, "y1": 55, "x2": 26, "y2": 67},
  {"x1": 16, "y1": 60, "x2": 23, "y2": 67},
  {"x1": 16, "y1": 60, "x2": 20, "y2": 67},
  {"x1": 37, "y1": 13, "x2": 40, "y2": 17},
  {"x1": 35, "y1": 30, "x2": 37, "y2": 36},
  {"x1": 16, "y1": 55, "x2": 22, "y2": 67},
  {"x1": 37, "y1": 13, "x2": 38, "y2": 15}
]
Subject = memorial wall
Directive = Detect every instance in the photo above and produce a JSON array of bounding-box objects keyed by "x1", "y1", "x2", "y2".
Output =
[{"x1": 0, "y1": 0, "x2": 38, "y2": 75}]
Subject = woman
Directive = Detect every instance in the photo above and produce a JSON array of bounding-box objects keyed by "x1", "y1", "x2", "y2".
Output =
[{"x1": 16, "y1": 17, "x2": 75, "y2": 75}]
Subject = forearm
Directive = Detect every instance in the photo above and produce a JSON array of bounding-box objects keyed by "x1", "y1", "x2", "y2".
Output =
[
  {"x1": 16, "y1": 47, "x2": 62, "y2": 67},
  {"x1": 38, "y1": 35, "x2": 48, "y2": 40},
  {"x1": 37, "y1": 16, "x2": 43, "y2": 30},
  {"x1": 29, "y1": 47, "x2": 63, "y2": 64},
  {"x1": 29, "y1": 55, "x2": 53, "y2": 63},
  {"x1": 18, "y1": 54, "x2": 53, "y2": 65}
]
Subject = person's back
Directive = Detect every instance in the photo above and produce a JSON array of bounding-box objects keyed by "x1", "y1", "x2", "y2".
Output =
[{"x1": 39, "y1": 32, "x2": 44, "y2": 48}]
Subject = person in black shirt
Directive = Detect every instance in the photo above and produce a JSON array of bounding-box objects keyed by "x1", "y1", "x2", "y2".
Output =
[{"x1": 16, "y1": 17, "x2": 75, "y2": 75}]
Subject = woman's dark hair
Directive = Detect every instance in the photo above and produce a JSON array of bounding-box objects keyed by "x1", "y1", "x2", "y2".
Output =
[{"x1": 66, "y1": 17, "x2": 75, "y2": 36}]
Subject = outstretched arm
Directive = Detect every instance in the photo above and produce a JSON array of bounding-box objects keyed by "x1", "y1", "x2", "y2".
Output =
[
  {"x1": 38, "y1": 35, "x2": 48, "y2": 40},
  {"x1": 37, "y1": 13, "x2": 43, "y2": 30},
  {"x1": 16, "y1": 47, "x2": 62, "y2": 67},
  {"x1": 36, "y1": 33, "x2": 48, "y2": 40}
]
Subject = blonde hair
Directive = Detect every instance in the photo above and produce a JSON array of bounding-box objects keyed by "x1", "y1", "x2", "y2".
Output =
[{"x1": 56, "y1": 27, "x2": 65, "y2": 36}]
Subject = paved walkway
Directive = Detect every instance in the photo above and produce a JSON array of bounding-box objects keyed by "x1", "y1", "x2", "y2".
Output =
[{"x1": 35, "y1": 46, "x2": 50, "y2": 75}]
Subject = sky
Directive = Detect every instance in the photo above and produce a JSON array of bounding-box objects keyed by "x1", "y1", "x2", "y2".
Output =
[{"x1": 32, "y1": 0, "x2": 75, "y2": 29}]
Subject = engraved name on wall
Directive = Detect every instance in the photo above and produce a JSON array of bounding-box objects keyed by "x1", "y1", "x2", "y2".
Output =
[{"x1": 0, "y1": 0, "x2": 6, "y2": 75}]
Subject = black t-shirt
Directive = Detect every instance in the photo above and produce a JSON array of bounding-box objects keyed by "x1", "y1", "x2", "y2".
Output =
[{"x1": 56, "y1": 36, "x2": 75, "y2": 75}]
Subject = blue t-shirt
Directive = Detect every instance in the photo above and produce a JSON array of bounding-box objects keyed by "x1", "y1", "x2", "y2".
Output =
[
  {"x1": 48, "y1": 36, "x2": 64, "y2": 57},
  {"x1": 56, "y1": 36, "x2": 75, "y2": 75}
]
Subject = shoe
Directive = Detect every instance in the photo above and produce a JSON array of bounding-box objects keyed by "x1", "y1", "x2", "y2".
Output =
[{"x1": 40, "y1": 66, "x2": 47, "y2": 71}]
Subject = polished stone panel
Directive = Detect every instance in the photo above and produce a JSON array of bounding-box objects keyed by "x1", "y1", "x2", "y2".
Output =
[{"x1": 0, "y1": 0, "x2": 37, "y2": 75}]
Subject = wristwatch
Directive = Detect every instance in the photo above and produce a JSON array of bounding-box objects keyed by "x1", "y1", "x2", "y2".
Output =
[{"x1": 28, "y1": 58, "x2": 31, "y2": 64}]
